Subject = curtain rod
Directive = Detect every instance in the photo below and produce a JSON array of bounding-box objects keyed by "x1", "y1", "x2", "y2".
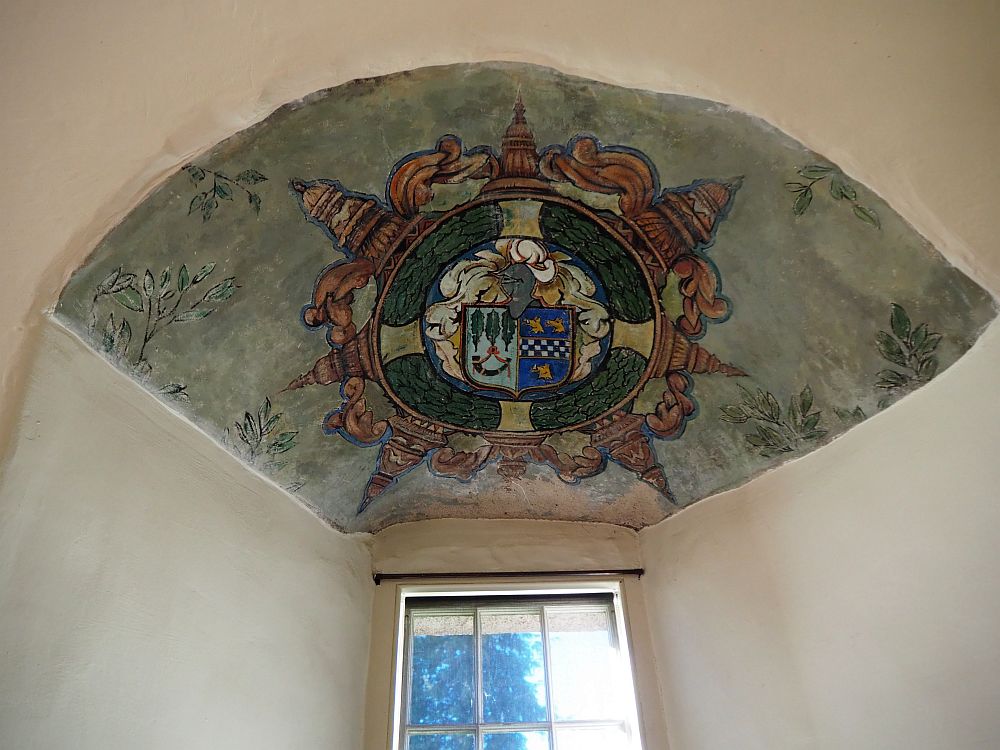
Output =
[{"x1": 372, "y1": 569, "x2": 643, "y2": 585}]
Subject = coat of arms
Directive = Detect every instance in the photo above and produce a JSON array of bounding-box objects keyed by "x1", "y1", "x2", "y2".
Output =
[{"x1": 287, "y1": 95, "x2": 746, "y2": 512}]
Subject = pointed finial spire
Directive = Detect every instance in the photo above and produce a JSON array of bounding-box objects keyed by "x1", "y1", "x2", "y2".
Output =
[
  {"x1": 500, "y1": 91, "x2": 539, "y2": 178},
  {"x1": 512, "y1": 90, "x2": 526, "y2": 123}
]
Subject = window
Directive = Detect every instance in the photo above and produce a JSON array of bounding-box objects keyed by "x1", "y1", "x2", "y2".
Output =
[{"x1": 392, "y1": 585, "x2": 644, "y2": 750}]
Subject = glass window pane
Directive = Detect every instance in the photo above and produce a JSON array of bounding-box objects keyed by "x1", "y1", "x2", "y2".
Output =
[
  {"x1": 546, "y1": 608, "x2": 621, "y2": 721},
  {"x1": 484, "y1": 730, "x2": 550, "y2": 750},
  {"x1": 481, "y1": 611, "x2": 547, "y2": 723},
  {"x1": 408, "y1": 732, "x2": 476, "y2": 750},
  {"x1": 555, "y1": 725, "x2": 629, "y2": 750},
  {"x1": 409, "y1": 614, "x2": 475, "y2": 725}
]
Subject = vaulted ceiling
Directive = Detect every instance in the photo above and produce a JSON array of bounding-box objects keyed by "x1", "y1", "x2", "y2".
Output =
[{"x1": 55, "y1": 62, "x2": 996, "y2": 532}]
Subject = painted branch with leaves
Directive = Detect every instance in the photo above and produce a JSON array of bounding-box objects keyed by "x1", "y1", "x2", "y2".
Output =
[
  {"x1": 225, "y1": 397, "x2": 299, "y2": 473},
  {"x1": 785, "y1": 164, "x2": 880, "y2": 229},
  {"x1": 720, "y1": 384, "x2": 828, "y2": 458},
  {"x1": 184, "y1": 165, "x2": 267, "y2": 221},
  {"x1": 90, "y1": 262, "x2": 238, "y2": 397},
  {"x1": 875, "y1": 303, "x2": 941, "y2": 407}
]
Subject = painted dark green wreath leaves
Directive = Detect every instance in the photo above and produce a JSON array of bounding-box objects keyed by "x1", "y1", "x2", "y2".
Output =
[
  {"x1": 720, "y1": 384, "x2": 827, "y2": 458},
  {"x1": 184, "y1": 164, "x2": 267, "y2": 221},
  {"x1": 875, "y1": 303, "x2": 941, "y2": 407},
  {"x1": 785, "y1": 164, "x2": 880, "y2": 229}
]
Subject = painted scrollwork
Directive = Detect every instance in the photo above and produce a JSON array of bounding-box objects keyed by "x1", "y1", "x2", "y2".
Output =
[
  {"x1": 387, "y1": 135, "x2": 500, "y2": 217},
  {"x1": 301, "y1": 258, "x2": 375, "y2": 345},
  {"x1": 324, "y1": 376, "x2": 389, "y2": 445},
  {"x1": 540, "y1": 136, "x2": 739, "y2": 338}
]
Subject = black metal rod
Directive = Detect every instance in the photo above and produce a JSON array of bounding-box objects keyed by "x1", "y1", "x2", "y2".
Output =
[{"x1": 372, "y1": 568, "x2": 643, "y2": 585}]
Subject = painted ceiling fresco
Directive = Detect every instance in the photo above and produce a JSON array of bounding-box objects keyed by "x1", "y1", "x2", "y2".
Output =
[{"x1": 56, "y1": 63, "x2": 996, "y2": 532}]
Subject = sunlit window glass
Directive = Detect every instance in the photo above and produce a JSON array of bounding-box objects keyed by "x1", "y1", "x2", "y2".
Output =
[{"x1": 400, "y1": 593, "x2": 641, "y2": 750}]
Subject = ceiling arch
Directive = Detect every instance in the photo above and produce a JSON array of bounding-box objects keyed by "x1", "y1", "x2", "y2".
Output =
[{"x1": 55, "y1": 62, "x2": 996, "y2": 532}]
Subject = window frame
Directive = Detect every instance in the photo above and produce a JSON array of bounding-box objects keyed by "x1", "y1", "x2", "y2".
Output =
[{"x1": 389, "y1": 579, "x2": 645, "y2": 750}]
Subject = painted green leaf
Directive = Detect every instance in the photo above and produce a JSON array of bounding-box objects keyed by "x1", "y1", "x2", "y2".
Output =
[
  {"x1": 829, "y1": 177, "x2": 846, "y2": 200},
  {"x1": 173, "y1": 309, "x2": 212, "y2": 322},
  {"x1": 918, "y1": 357, "x2": 939, "y2": 379},
  {"x1": 267, "y1": 431, "x2": 298, "y2": 455},
  {"x1": 102, "y1": 313, "x2": 116, "y2": 353},
  {"x1": 765, "y1": 392, "x2": 781, "y2": 421},
  {"x1": 909, "y1": 322, "x2": 927, "y2": 350},
  {"x1": 202, "y1": 197, "x2": 217, "y2": 221},
  {"x1": 914, "y1": 332, "x2": 942, "y2": 358},
  {"x1": 719, "y1": 405, "x2": 748, "y2": 423},
  {"x1": 876, "y1": 369, "x2": 909, "y2": 387},
  {"x1": 799, "y1": 385, "x2": 813, "y2": 415},
  {"x1": 876, "y1": 332, "x2": 908, "y2": 366},
  {"x1": 112, "y1": 273, "x2": 137, "y2": 293},
  {"x1": 215, "y1": 182, "x2": 233, "y2": 200},
  {"x1": 802, "y1": 412, "x2": 821, "y2": 432},
  {"x1": 787, "y1": 396, "x2": 801, "y2": 428},
  {"x1": 235, "y1": 169, "x2": 267, "y2": 185},
  {"x1": 112, "y1": 287, "x2": 144, "y2": 312},
  {"x1": 188, "y1": 194, "x2": 204, "y2": 214},
  {"x1": 784, "y1": 182, "x2": 809, "y2": 192},
  {"x1": 115, "y1": 318, "x2": 131, "y2": 358},
  {"x1": 792, "y1": 187, "x2": 813, "y2": 215},
  {"x1": 143, "y1": 270, "x2": 155, "y2": 297},
  {"x1": 97, "y1": 267, "x2": 122, "y2": 294},
  {"x1": 890, "y1": 303, "x2": 911, "y2": 341},
  {"x1": 185, "y1": 165, "x2": 206, "y2": 184},
  {"x1": 798, "y1": 164, "x2": 835, "y2": 179},
  {"x1": 262, "y1": 414, "x2": 281, "y2": 435},
  {"x1": 853, "y1": 204, "x2": 880, "y2": 228},
  {"x1": 258, "y1": 398, "x2": 272, "y2": 428},
  {"x1": 192, "y1": 263, "x2": 216, "y2": 283},
  {"x1": 178, "y1": 264, "x2": 191, "y2": 291},
  {"x1": 244, "y1": 412, "x2": 259, "y2": 442},
  {"x1": 203, "y1": 277, "x2": 237, "y2": 302},
  {"x1": 249, "y1": 192, "x2": 261, "y2": 214}
]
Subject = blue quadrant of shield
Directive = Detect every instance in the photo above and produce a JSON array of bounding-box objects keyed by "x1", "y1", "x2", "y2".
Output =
[{"x1": 517, "y1": 307, "x2": 573, "y2": 394}]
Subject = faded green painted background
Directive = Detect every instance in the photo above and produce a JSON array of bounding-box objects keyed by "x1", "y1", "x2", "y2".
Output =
[{"x1": 55, "y1": 63, "x2": 996, "y2": 532}]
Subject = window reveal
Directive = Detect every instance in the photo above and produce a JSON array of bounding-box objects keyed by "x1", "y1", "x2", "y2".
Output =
[{"x1": 399, "y1": 593, "x2": 642, "y2": 750}]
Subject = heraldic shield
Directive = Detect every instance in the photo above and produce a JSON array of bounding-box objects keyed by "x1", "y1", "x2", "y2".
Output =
[{"x1": 461, "y1": 303, "x2": 575, "y2": 398}]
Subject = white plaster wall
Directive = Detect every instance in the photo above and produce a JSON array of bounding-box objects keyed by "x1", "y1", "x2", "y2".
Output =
[
  {"x1": 2, "y1": 1, "x2": 999, "y2": 749},
  {"x1": 0, "y1": 322, "x2": 374, "y2": 749},
  {"x1": 639, "y1": 322, "x2": 1000, "y2": 750}
]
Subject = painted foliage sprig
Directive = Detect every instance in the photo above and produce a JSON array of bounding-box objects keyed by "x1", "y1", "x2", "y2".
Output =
[
  {"x1": 226, "y1": 397, "x2": 298, "y2": 470},
  {"x1": 184, "y1": 165, "x2": 267, "y2": 221},
  {"x1": 785, "y1": 164, "x2": 880, "y2": 229},
  {"x1": 720, "y1": 384, "x2": 827, "y2": 458},
  {"x1": 875, "y1": 303, "x2": 941, "y2": 406},
  {"x1": 90, "y1": 263, "x2": 238, "y2": 392}
]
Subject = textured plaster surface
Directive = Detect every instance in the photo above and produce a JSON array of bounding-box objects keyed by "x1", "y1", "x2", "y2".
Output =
[
  {"x1": 52, "y1": 63, "x2": 996, "y2": 532},
  {"x1": 639, "y1": 321, "x2": 1000, "y2": 750},
  {"x1": 0, "y1": 321, "x2": 374, "y2": 749}
]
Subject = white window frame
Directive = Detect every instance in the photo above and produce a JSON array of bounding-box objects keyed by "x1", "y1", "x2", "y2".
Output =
[{"x1": 389, "y1": 579, "x2": 645, "y2": 750}]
